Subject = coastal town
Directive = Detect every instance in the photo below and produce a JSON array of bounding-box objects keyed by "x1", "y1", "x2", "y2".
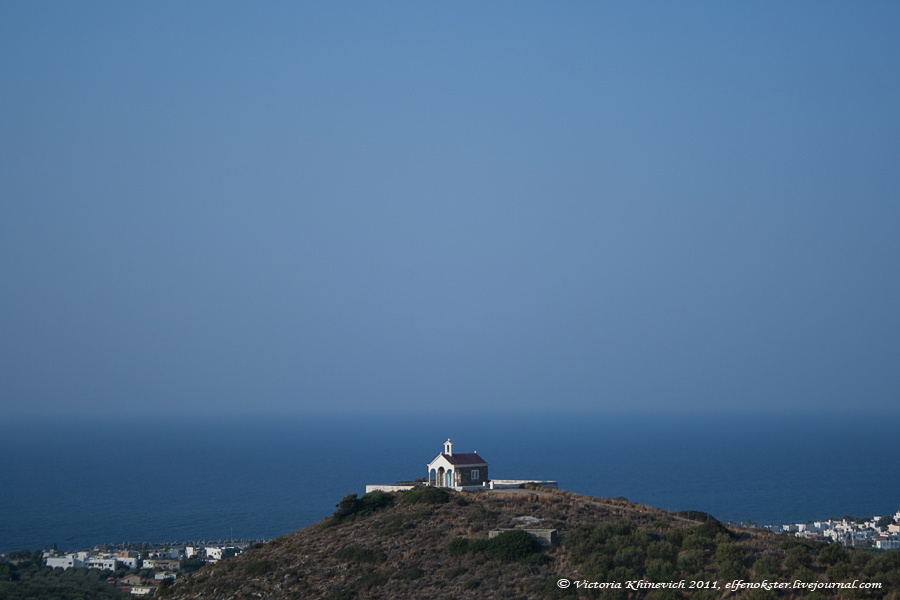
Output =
[
  {"x1": 766, "y1": 510, "x2": 900, "y2": 550},
  {"x1": 0, "y1": 540, "x2": 263, "y2": 596}
]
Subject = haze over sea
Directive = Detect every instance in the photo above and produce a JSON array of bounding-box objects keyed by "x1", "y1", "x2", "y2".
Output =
[{"x1": 2, "y1": 412, "x2": 896, "y2": 553}]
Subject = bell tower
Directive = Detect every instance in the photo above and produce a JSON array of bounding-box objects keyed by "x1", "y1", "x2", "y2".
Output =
[{"x1": 444, "y1": 438, "x2": 453, "y2": 456}]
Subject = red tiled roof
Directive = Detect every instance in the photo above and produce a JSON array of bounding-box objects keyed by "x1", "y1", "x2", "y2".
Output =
[{"x1": 442, "y1": 452, "x2": 487, "y2": 466}]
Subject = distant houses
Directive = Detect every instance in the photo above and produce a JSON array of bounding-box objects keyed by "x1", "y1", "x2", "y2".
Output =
[
  {"x1": 42, "y1": 542, "x2": 247, "y2": 575},
  {"x1": 764, "y1": 510, "x2": 900, "y2": 549}
]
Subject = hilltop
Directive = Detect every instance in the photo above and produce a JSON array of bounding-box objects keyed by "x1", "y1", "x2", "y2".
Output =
[{"x1": 158, "y1": 486, "x2": 900, "y2": 599}]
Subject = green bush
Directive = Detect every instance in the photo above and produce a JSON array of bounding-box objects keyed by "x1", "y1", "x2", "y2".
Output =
[
  {"x1": 783, "y1": 545, "x2": 812, "y2": 571},
  {"x1": 865, "y1": 550, "x2": 900, "y2": 578},
  {"x1": 715, "y1": 541, "x2": 745, "y2": 564},
  {"x1": 564, "y1": 520, "x2": 638, "y2": 564},
  {"x1": 378, "y1": 514, "x2": 409, "y2": 536},
  {"x1": 693, "y1": 518, "x2": 734, "y2": 541},
  {"x1": 244, "y1": 560, "x2": 274, "y2": 576},
  {"x1": 486, "y1": 530, "x2": 542, "y2": 561},
  {"x1": 819, "y1": 543, "x2": 849, "y2": 565},
  {"x1": 356, "y1": 570, "x2": 390, "y2": 589},
  {"x1": 645, "y1": 558, "x2": 678, "y2": 582},
  {"x1": 448, "y1": 531, "x2": 542, "y2": 562},
  {"x1": 614, "y1": 545, "x2": 645, "y2": 568},
  {"x1": 825, "y1": 561, "x2": 854, "y2": 582},
  {"x1": 333, "y1": 491, "x2": 395, "y2": 521},
  {"x1": 752, "y1": 554, "x2": 782, "y2": 577},
  {"x1": 0, "y1": 563, "x2": 130, "y2": 600},
  {"x1": 402, "y1": 486, "x2": 450, "y2": 504},
  {"x1": 393, "y1": 566, "x2": 424, "y2": 580},
  {"x1": 647, "y1": 540, "x2": 679, "y2": 562},
  {"x1": 448, "y1": 537, "x2": 469, "y2": 556},
  {"x1": 334, "y1": 546, "x2": 385, "y2": 564},
  {"x1": 677, "y1": 550, "x2": 705, "y2": 575},
  {"x1": 467, "y1": 508, "x2": 499, "y2": 522}
]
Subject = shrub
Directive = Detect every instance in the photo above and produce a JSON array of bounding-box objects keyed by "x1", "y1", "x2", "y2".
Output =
[
  {"x1": 715, "y1": 541, "x2": 745, "y2": 564},
  {"x1": 244, "y1": 560, "x2": 273, "y2": 576},
  {"x1": 677, "y1": 550, "x2": 705, "y2": 574},
  {"x1": 783, "y1": 545, "x2": 812, "y2": 571},
  {"x1": 753, "y1": 554, "x2": 782, "y2": 577},
  {"x1": 334, "y1": 494, "x2": 360, "y2": 519},
  {"x1": 467, "y1": 508, "x2": 499, "y2": 522},
  {"x1": 825, "y1": 561, "x2": 854, "y2": 582},
  {"x1": 334, "y1": 547, "x2": 385, "y2": 564},
  {"x1": 333, "y1": 491, "x2": 395, "y2": 521},
  {"x1": 693, "y1": 518, "x2": 733, "y2": 541},
  {"x1": 486, "y1": 530, "x2": 542, "y2": 561},
  {"x1": 614, "y1": 545, "x2": 645, "y2": 568},
  {"x1": 378, "y1": 514, "x2": 408, "y2": 536},
  {"x1": 356, "y1": 570, "x2": 390, "y2": 589},
  {"x1": 646, "y1": 558, "x2": 678, "y2": 582},
  {"x1": 666, "y1": 528, "x2": 686, "y2": 547},
  {"x1": 675, "y1": 510, "x2": 717, "y2": 522},
  {"x1": 393, "y1": 566, "x2": 424, "y2": 580},
  {"x1": 647, "y1": 540, "x2": 679, "y2": 562},
  {"x1": 402, "y1": 487, "x2": 450, "y2": 504},
  {"x1": 564, "y1": 520, "x2": 638, "y2": 563},
  {"x1": 819, "y1": 543, "x2": 849, "y2": 565},
  {"x1": 449, "y1": 531, "x2": 542, "y2": 562},
  {"x1": 448, "y1": 537, "x2": 469, "y2": 556},
  {"x1": 719, "y1": 559, "x2": 748, "y2": 581}
]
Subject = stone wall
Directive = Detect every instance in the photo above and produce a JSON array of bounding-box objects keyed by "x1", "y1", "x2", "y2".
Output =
[{"x1": 454, "y1": 465, "x2": 489, "y2": 487}]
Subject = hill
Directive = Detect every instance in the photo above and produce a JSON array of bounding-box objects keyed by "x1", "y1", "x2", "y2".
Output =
[{"x1": 158, "y1": 486, "x2": 900, "y2": 599}]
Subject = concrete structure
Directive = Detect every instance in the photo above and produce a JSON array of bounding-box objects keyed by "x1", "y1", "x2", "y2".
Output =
[
  {"x1": 46, "y1": 554, "x2": 84, "y2": 569},
  {"x1": 86, "y1": 555, "x2": 117, "y2": 570},
  {"x1": 488, "y1": 479, "x2": 558, "y2": 489},
  {"x1": 155, "y1": 571, "x2": 177, "y2": 580},
  {"x1": 365, "y1": 484, "x2": 416, "y2": 494},
  {"x1": 489, "y1": 528, "x2": 558, "y2": 547},
  {"x1": 116, "y1": 551, "x2": 139, "y2": 569},
  {"x1": 427, "y1": 439, "x2": 488, "y2": 490},
  {"x1": 143, "y1": 557, "x2": 180, "y2": 570}
]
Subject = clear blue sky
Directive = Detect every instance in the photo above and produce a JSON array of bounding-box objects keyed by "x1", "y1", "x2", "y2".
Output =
[{"x1": 2, "y1": 2, "x2": 898, "y2": 417}]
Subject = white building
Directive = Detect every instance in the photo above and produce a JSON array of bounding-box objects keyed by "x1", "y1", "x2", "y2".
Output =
[
  {"x1": 46, "y1": 554, "x2": 84, "y2": 570},
  {"x1": 154, "y1": 571, "x2": 177, "y2": 580},
  {"x1": 130, "y1": 586, "x2": 153, "y2": 596},
  {"x1": 116, "y1": 551, "x2": 139, "y2": 569},
  {"x1": 86, "y1": 555, "x2": 117, "y2": 570},
  {"x1": 426, "y1": 439, "x2": 489, "y2": 490}
]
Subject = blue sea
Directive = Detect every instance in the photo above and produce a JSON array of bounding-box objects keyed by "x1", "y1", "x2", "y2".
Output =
[{"x1": 1, "y1": 413, "x2": 897, "y2": 553}]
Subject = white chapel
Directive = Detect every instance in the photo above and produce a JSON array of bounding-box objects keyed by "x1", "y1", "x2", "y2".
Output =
[{"x1": 426, "y1": 439, "x2": 489, "y2": 490}]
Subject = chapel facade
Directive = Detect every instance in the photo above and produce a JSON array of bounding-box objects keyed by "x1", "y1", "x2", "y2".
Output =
[{"x1": 426, "y1": 439, "x2": 488, "y2": 490}]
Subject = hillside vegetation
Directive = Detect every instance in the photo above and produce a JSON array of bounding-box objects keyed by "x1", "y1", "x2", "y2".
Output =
[{"x1": 159, "y1": 487, "x2": 900, "y2": 599}]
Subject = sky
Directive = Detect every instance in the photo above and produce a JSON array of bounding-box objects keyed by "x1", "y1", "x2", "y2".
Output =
[{"x1": 1, "y1": 2, "x2": 898, "y2": 417}]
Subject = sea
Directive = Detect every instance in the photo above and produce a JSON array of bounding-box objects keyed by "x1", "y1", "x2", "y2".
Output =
[{"x1": 1, "y1": 412, "x2": 897, "y2": 553}]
